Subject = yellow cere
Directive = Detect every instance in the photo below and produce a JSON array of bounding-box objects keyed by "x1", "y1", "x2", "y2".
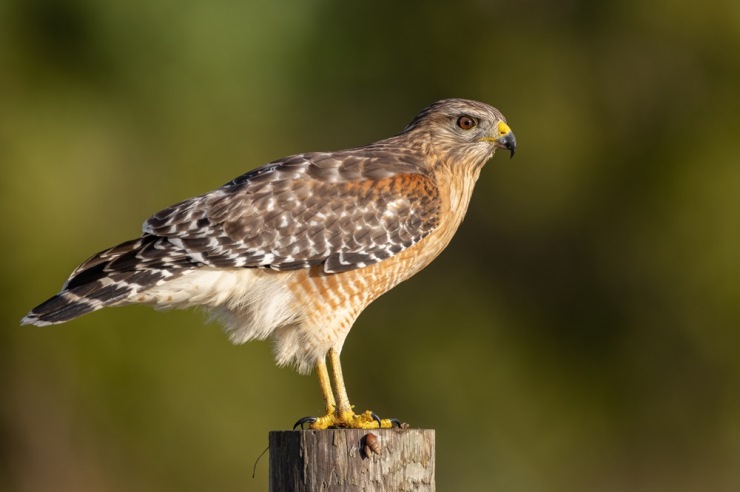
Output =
[{"x1": 497, "y1": 121, "x2": 512, "y2": 136}]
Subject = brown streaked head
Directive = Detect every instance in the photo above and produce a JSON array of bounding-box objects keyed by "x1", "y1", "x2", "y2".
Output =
[{"x1": 401, "y1": 98, "x2": 516, "y2": 165}]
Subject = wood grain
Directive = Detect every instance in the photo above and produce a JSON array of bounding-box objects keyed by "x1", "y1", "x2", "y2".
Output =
[{"x1": 269, "y1": 429, "x2": 435, "y2": 491}]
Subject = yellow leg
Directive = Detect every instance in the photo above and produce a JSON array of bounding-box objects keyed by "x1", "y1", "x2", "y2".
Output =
[
  {"x1": 329, "y1": 347, "x2": 352, "y2": 415},
  {"x1": 316, "y1": 358, "x2": 336, "y2": 415},
  {"x1": 308, "y1": 348, "x2": 396, "y2": 430}
]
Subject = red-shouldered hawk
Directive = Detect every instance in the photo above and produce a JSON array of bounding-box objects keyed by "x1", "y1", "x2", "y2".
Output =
[{"x1": 23, "y1": 99, "x2": 516, "y2": 429}]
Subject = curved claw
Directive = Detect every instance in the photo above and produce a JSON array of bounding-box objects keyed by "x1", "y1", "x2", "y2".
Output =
[
  {"x1": 371, "y1": 413, "x2": 404, "y2": 429},
  {"x1": 293, "y1": 416, "x2": 317, "y2": 430},
  {"x1": 294, "y1": 410, "x2": 402, "y2": 430}
]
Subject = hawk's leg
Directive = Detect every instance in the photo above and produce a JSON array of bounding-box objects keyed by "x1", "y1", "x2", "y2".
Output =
[
  {"x1": 293, "y1": 359, "x2": 336, "y2": 430},
  {"x1": 307, "y1": 348, "x2": 396, "y2": 430},
  {"x1": 316, "y1": 358, "x2": 336, "y2": 416}
]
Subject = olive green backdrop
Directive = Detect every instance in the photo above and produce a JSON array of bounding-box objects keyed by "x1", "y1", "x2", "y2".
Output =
[{"x1": 2, "y1": 1, "x2": 739, "y2": 491}]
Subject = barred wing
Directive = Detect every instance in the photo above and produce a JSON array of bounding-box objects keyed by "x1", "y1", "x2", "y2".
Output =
[{"x1": 143, "y1": 149, "x2": 440, "y2": 273}]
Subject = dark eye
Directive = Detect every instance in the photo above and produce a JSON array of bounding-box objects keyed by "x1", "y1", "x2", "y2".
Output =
[{"x1": 456, "y1": 115, "x2": 477, "y2": 130}]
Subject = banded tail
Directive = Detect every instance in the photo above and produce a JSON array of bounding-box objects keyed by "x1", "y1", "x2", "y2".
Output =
[{"x1": 22, "y1": 235, "x2": 195, "y2": 326}]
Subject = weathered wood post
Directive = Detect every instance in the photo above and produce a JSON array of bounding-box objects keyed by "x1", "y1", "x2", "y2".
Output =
[{"x1": 269, "y1": 429, "x2": 435, "y2": 491}]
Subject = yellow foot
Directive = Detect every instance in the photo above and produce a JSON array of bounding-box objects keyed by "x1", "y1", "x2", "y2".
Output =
[{"x1": 294, "y1": 410, "x2": 399, "y2": 430}]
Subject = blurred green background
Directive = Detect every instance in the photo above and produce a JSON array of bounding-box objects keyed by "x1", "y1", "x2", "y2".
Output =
[{"x1": 2, "y1": 0, "x2": 739, "y2": 490}]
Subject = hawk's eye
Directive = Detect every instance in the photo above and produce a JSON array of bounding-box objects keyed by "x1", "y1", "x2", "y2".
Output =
[{"x1": 457, "y1": 115, "x2": 477, "y2": 130}]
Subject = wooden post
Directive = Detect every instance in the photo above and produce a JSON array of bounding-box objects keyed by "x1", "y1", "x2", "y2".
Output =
[{"x1": 269, "y1": 429, "x2": 435, "y2": 491}]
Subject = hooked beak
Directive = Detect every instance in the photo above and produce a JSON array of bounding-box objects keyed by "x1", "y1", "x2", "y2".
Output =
[
  {"x1": 495, "y1": 121, "x2": 517, "y2": 158},
  {"x1": 480, "y1": 121, "x2": 517, "y2": 158}
]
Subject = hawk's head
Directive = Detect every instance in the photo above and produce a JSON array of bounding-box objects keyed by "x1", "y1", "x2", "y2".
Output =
[{"x1": 402, "y1": 98, "x2": 516, "y2": 168}]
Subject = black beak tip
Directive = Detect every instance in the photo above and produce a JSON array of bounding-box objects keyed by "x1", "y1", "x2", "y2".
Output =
[{"x1": 498, "y1": 132, "x2": 517, "y2": 159}]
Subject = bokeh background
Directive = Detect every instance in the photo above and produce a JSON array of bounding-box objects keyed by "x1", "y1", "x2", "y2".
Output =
[{"x1": 2, "y1": 0, "x2": 739, "y2": 490}]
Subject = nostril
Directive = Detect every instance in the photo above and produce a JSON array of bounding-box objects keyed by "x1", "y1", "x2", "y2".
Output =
[{"x1": 496, "y1": 121, "x2": 512, "y2": 137}]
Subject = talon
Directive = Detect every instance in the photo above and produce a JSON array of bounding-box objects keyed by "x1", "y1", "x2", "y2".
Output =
[
  {"x1": 298, "y1": 409, "x2": 399, "y2": 429},
  {"x1": 293, "y1": 416, "x2": 317, "y2": 430}
]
